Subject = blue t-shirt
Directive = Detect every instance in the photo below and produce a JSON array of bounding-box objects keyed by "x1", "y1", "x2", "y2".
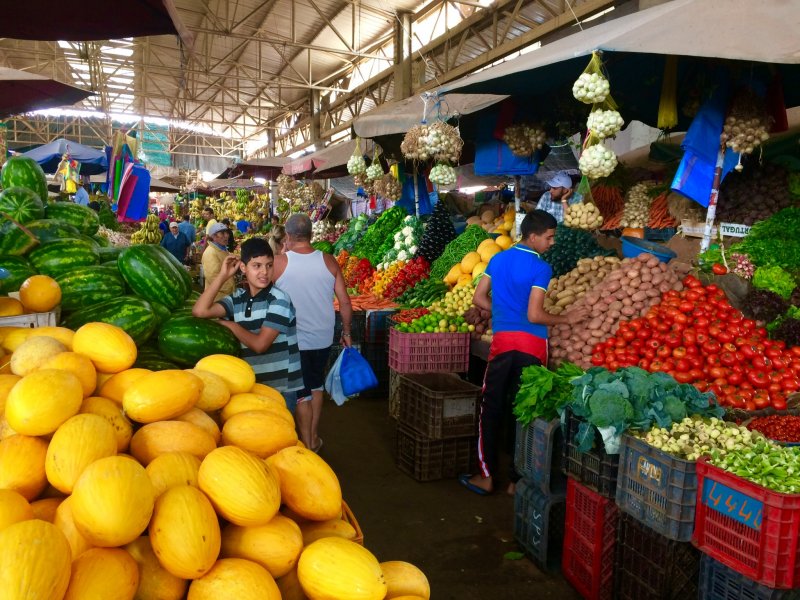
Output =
[{"x1": 484, "y1": 244, "x2": 552, "y2": 340}]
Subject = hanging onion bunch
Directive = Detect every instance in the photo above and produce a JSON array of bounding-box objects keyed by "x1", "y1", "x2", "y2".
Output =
[
  {"x1": 354, "y1": 174, "x2": 375, "y2": 196},
  {"x1": 429, "y1": 163, "x2": 457, "y2": 187},
  {"x1": 277, "y1": 174, "x2": 299, "y2": 200},
  {"x1": 587, "y1": 109, "x2": 624, "y2": 139},
  {"x1": 621, "y1": 181, "x2": 657, "y2": 228},
  {"x1": 578, "y1": 143, "x2": 618, "y2": 179},
  {"x1": 375, "y1": 173, "x2": 402, "y2": 201},
  {"x1": 721, "y1": 90, "x2": 772, "y2": 157},
  {"x1": 572, "y1": 72, "x2": 610, "y2": 104},
  {"x1": 366, "y1": 162, "x2": 384, "y2": 181},
  {"x1": 401, "y1": 121, "x2": 463, "y2": 163},
  {"x1": 347, "y1": 152, "x2": 367, "y2": 176},
  {"x1": 503, "y1": 124, "x2": 547, "y2": 157}
]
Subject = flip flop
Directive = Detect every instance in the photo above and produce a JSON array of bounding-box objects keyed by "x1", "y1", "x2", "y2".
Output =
[
  {"x1": 312, "y1": 438, "x2": 324, "y2": 453},
  {"x1": 458, "y1": 473, "x2": 491, "y2": 496}
]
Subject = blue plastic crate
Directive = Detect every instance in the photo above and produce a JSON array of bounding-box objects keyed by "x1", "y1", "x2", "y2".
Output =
[
  {"x1": 515, "y1": 418, "x2": 567, "y2": 496},
  {"x1": 698, "y1": 555, "x2": 800, "y2": 600},
  {"x1": 513, "y1": 478, "x2": 565, "y2": 570},
  {"x1": 365, "y1": 309, "x2": 397, "y2": 345}
]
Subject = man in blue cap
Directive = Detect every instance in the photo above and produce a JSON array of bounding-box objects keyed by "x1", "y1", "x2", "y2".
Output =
[{"x1": 535, "y1": 171, "x2": 581, "y2": 223}]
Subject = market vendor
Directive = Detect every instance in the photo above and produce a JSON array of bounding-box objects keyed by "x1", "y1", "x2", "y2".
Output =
[
  {"x1": 202, "y1": 222, "x2": 236, "y2": 302},
  {"x1": 535, "y1": 171, "x2": 581, "y2": 223}
]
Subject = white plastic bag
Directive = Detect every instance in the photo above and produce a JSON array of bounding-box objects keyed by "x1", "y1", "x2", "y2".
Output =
[{"x1": 324, "y1": 349, "x2": 348, "y2": 406}]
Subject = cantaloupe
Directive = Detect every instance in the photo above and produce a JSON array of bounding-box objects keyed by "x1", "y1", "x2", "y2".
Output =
[
  {"x1": 220, "y1": 515, "x2": 304, "y2": 578},
  {"x1": 80, "y1": 395, "x2": 133, "y2": 452},
  {"x1": 145, "y1": 452, "x2": 202, "y2": 498},
  {"x1": 187, "y1": 368, "x2": 231, "y2": 412},
  {"x1": 188, "y1": 558, "x2": 281, "y2": 600},
  {"x1": 460, "y1": 251, "x2": 481, "y2": 274},
  {"x1": 221, "y1": 410, "x2": 298, "y2": 458},
  {"x1": 276, "y1": 565, "x2": 308, "y2": 600},
  {"x1": 123, "y1": 370, "x2": 202, "y2": 423},
  {"x1": 45, "y1": 414, "x2": 118, "y2": 494},
  {"x1": 125, "y1": 536, "x2": 188, "y2": 600},
  {"x1": 221, "y1": 392, "x2": 290, "y2": 423},
  {"x1": 443, "y1": 264, "x2": 463, "y2": 285},
  {"x1": 0, "y1": 489, "x2": 33, "y2": 532},
  {"x1": 455, "y1": 273, "x2": 473, "y2": 288},
  {"x1": 175, "y1": 407, "x2": 221, "y2": 444},
  {"x1": 299, "y1": 517, "x2": 357, "y2": 546},
  {"x1": 54, "y1": 496, "x2": 95, "y2": 561},
  {"x1": 495, "y1": 234, "x2": 512, "y2": 250},
  {"x1": 0, "y1": 373, "x2": 20, "y2": 412},
  {"x1": 64, "y1": 547, "x2": 139, "y2": 600},
  {"x1": 195, "y1": 354, "x2": 255, "y2": 394},
  {"x1": 130, "y1": 421, "x2": 217, "y2": 466},
  {"x1": 297, "y1": 537, "x2": 386, "y2": 600},
  {"x1": 269, "y1": 446, "x2": 342, "y2": 521},
  {"x1": 30, "y1": 497, "x2": 62, "y2": 523},
  {"x1": 98, "y1": 368, "x2": 152, "y2": 404},
  {"x1": 250, "y1": 382, "x2": 285, "y2": 404},
  {"x1": 40, "y1": 351, "x2": 97, "y2": 397},
  {"x1": 72, "y1": 323, "x2": 137, "y2": 373},
  {"x1": 5, "y1": 368, "x2": 83, "y2": 436},
  {"x1": 380, "y1": 561, "x2": 431, "y2": 599},
  {"x1": 10, "y1": 335, "x2": 66, "y2": 376},
  {"x1": 472, "y1": 261, "x2": 487, "y2": 279},
  {"x1": 478, "y1": 241, "x2": 502, "y2": 263},
  {"x1": 0, "y1": 297, "x2": 24, "y2": 316},
  {"x1": 0, "y1": 433, "x2": 48, "y2": 500},
  {"x1": 0, "y1": 519, "x2": 72, "y2": 600}
]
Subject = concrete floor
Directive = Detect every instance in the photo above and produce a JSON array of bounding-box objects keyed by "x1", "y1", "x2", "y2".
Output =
[{"x1": 318, "y1": 395, "x2": 582, "y2": 600}]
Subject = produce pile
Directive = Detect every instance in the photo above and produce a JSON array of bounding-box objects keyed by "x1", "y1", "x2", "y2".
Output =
[
  {"x1": 392, "y1": 311, "x2": 469, "y2": 334},
  {"x1": 549, "y1": 253, "x2": 682, "y2": 367},
  {"x1": 637, "y1": 416, "x2": 759, "y2": 461},
  {"x1": 429, "y1": 225, "x2": 491, "y2": 281},
  {"x1": 746, "y1": 414, "x2": 800, "y2": 444},
  {"x1": 396, "y1": 277, "x2": 449, "y2": 308},
  {"x1": 130, "y1": 214, "x2": 163, "y2": 244},
  {"x1": 544, "y1": 256, "x2": 621, "y2": 315},
  {"x1": 417, "y1": 201, "x2": 457, "y2": 263},
  {"x1": 716, "y1": 164, "x2": 797, "y2": 225},
  {"x1": 513, "y1": 363, "x2": 584, "y2": 424},
  {"x1": 540, "y1": 224, "x2": 617, "y2": 278},
  {"x1": 462, "y1": 305, "x2": 492, "y2": 342},
  {"x1": 333, "y1": 213, "x2": 370, "y2": 254},
  {"x1": 730, "y1": 206, "x2": 800, "y2": 269},
  {"x1": 311, "y1": 220, "x2": 347, "y2": 245},
  {"x1": 0, "y1": 325, "x2": 430, "y2": 599},
  {"x1": 380, "y1": 256, "x2": 430, "y2": 301},
  {"x1": 378, "y1": 215, "x2": 423, "y2": 269},
  {"x1": 466, "y1": 207, "x2": 517, "y2": 236},
  {"x1": 620, "y1": 181, "x2": 656, "y2": 229},
  {"x1": 352, "y1": 206, "x2": 407, "y2": 266},
  {"x1": 709, "y1": 439, "x2": 800, "y2": 494},
  {"x1": 564, "y1": 202, "x2": 603, "y2": 230}
]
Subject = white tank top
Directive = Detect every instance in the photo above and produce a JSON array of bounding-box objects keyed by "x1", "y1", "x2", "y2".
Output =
[{"x1": 276, "y1": 250, "x2": 336, "y2": 350}]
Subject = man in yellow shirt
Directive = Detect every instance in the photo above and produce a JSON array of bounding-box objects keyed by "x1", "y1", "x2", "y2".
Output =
[
  {"x1": 203, "y1": 207, "x2": 218, "y2": 236},
  {"x1": 202, "y1": 223, "x2": 236, "y2": 301}
]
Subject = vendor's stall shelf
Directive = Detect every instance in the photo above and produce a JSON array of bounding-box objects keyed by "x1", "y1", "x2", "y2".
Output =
[
  {"x1": 515, "y1": 418, "x2": 567, "y2": 496},
  {"x1": 341, "y1": 501, "x2": 364, "y2": 546},
  {"x1": 0, "y1": 310, "x2": 59, "y2": 328},
  {"x1": 365, "y1": 309, "x2": 397, "y2": 345},
  {"x1": 562, "y1": 478, "x2": 619, "y2": 600},
  {"x1": 614, "y1": 513, "x2": 700, "y2": 600},
  {"x1": 563, "y1": 410, "x2": 620, "y2": 500},
  {"x1": 513, "y1": 478, "x2": 566, "y2": 570},
  {"x1": 397, "y1": 373, "x2": 480, "y2": 439},
  {"x1": 698, "y1": 555, "x2": 800, "y2": 600},
  {"x1": 394, "y1": 423, "x2": 476, "y2": 482},
  {"x1": 388, "y1": 369, "x2": 402, "y2": 420},
  {"x1": 615, "y1": 433, "x2": 697, "y2": 541},
  {"x1": 388, "y1": 327, "x2": 469, "y2": 374},
  {"x1": 693, "y1": 457, "x2": 800, "y2": 589}
]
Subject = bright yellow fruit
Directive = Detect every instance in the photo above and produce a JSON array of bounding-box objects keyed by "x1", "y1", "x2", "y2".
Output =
[{"x1": 18, "y1": 275, "x2": 61, "y2": 312}]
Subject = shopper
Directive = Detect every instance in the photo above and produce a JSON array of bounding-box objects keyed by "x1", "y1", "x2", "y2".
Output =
[
  {"x1": 178, "y1": 214, "x2": 197, "y2": 243},
  {"x1": 202, "y1": 222, "x2": 236, "y2": 302},
  {"x1": 192, "y1": 238, "x2": 303, "y2": 411},
  {"x1": 202, "y1": 207, "x2": 218, "y2": 236},
  {"x1": 73, "y1": 183, "x2": 90, "y2": 206},
  {"x1": 161, "y1": 222, "x2": 192, "y2": 264},
  {"x1": 460, "y1": 210, "x2": 589, "y2": 496},
  {"x1": 535, "y1": 171, "x2": 582, "y2": 223},
  {"x1": 268, "y1": 225, "x2": 286, "y2": 256},
  {"x1": 273, "y1": 213, "x2": 352, "y2": 452}
]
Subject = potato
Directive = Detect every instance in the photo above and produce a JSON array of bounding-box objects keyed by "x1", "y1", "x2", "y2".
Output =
[{"x1": 631, "y1": 291, "x2": 647, "y2": 302}]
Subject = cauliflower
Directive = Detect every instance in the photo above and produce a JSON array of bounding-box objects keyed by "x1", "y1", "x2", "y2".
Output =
[
  {"x1": 401, "y1": 226, "x2": 413, "y2": 237},
  {"x1": 406, "y1": 235, "x2": 415, "y2": 246},
  {"x1": 409, "y1": 245, "x2": 418, "y2": 255},
  {"x1": 398, "y1": 250, "x2": 408, "y2": 261}
]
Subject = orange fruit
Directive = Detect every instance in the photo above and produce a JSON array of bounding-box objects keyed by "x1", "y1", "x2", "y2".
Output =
[
  {"x1": 18, "y1": 275, "x2": 61, "y2": 313},
  {"x1": 0, "y1": 298, "x2": 24, "y2": 317}
]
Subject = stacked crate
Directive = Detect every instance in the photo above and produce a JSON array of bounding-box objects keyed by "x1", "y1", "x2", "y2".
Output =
[
  {"x1": 359, "y1": 309, "x2": 397, "y2": 398},
  {"x1": 513, "y1": 418, "x2": 567, "y2": 570}
]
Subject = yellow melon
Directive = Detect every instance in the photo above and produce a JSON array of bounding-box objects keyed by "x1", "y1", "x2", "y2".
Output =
[
  {"x1": 0, "y1": 434, "x2": 48, "y2": 500},
  {"x1": 98, "y1": 367, "x2": 152, "y2": 404},
  {"x1": 477, "y1": 238, "x2": 497, "y2": 253},
  {"x1": 455, "y1": 273, "x2": 473, "y2": 288},
  {"x1": 250, "y1": 382, "x2": 286, "y2": 403},
  {"x1": 129, "y1": 421, "x2": 217, "y2": 466},
  {"x1": 176, "y1": 407, "x2": 221, "y2": 443},
  {"x1": 64, "y1": 547, "x2": 140, "y2": 600},
  {"x1": 0, "y1": 297, "x2": 23, "y2": 317},
  {"x1": 0, "y1": 519, "x2": 72, "y2": 600},
  {"x1": 123, "y1": 370, "x2": 202, "y2": 423},
  {"x1": 94, "y1": 370, "x2": 114, "y2": 392},
  {"x1": 146, "y1": 452, "x2": 202, "y2": 497},
  {"x1": 70, "y1": 455, "x2": 155, "y2": 547},
  {"x1": 0, "y1": 351, "x2": 10, "y2": 374},
  {"x1": 5, "y1": 368, "x2": 83, "y2": 436},
  {"x1": 460, "y1": 251, "x2": 481, "y2": 274},
  {"x1": 472, "y1": 261, "x2": 487, "y2": 279},
  {"x1": 45, "y1": 414, "x2": 118, "y2": 494},
  {"x1": 72, "y1": 322, "x2": 137, "y2": 373},
  {"x1": 24, "y1": 326, "x2": 75, "y2": 349},
  {"x1": 495, "y1": 234, "x2": 512, "y2": 250},
  {"x1": 30, "y1": 497, "x2": 62, "y2": 523},
  {"x1": 221, "y1": 392, "x2": 288, "y2": 422},
  {"x1": 41, "y1": 351, "x2": 97, "y2": 397},
  {"x1": 18, "y1": 275, "x2": 62, "y2": 312},
  {"x1": 478, "y1": 241, "x2": 502, "y2": 263},
  {"x1": 195, "y1": 354, "x2": 255, "y2": 394},
  {"x1": 443, "y1": 264, "x2": 462, "y2": 285},
  {"x1": 0, "y1": 373, "x2": 20, "y2": 412},
  {"x1": 299, "y1": 517, "x2": 357, "y2": 546},
  {"x1": 10, "y1": 335, "x2": 66, "y2": 376},
  {"x1": 270, "y1": 446, "x2": 342, "y2": 521},
  {"x1": 125, "y1": 536, "x2": 188, "y2": 600},
  {"x1": 380, "y1": 561, "x2": 431, "y2": 599},
  {"x1": 187, "y1": 368, "x2": 231, "y2": 412},
  {"x1": 149, "y1": 485, "x2": 221, "y2": 579},
  {"x1": 220, "y1": 514, "x2": 304, "y2": 579},
  {"x1": 0, "y1": 416, "x2": 17, "y2": 440},
  {"x1": 221, "y1": 410, "x2": 298, "y2": 458},
  {"x1": 188, "y1": 558, "x2": 281, "y2": 600},
  {"x1": 297, "y1": 537, "x2": 386, "y2": 600},
  {"x1": 0, "y1": 489, "x2": 33, "y2": 532},
  {"x1": 277, "y1": 565, "x2": 310, "y2": 600},
  {"x1": 80, "y1": 395, "x2": 133, "y2": 452},
  {"x1": 198, "y1": 446, "x2": 281, "y2": 526},
  {"x1": 54, "y1": 496, "x2": 95, "y2": 561}
]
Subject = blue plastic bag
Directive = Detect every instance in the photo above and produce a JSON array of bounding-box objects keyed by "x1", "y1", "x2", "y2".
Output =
[{"x1": 340, "y1": 347, "x2": 378, "y2": 397}]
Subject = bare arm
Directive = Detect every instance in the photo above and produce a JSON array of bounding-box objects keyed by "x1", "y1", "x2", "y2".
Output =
[
  {"x1": 472, "y1": 275, "x2": 492, "y2": 311},
  {"x1": 217, "y1": 321, "x2": 280, "y2": 354},
  {"x1": 193, "y1": 255, "x2": 239, "y2": 318},
  {"x1": 527, "y1": 287, "x2": 589, "y2": 326},
  {"x1": 328, "y1": 256, "x2": 353, "y2": 348}
]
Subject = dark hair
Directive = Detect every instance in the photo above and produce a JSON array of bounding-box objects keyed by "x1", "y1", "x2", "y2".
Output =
[
  {"x1": 183, "y1": 214, "x2": 191, "y2": 221},
  {"x1": 240, "y1": 238, "x2": 273, "y2": 264},
  {"x1": 202, "y1": 207, "x2": 214, "y2": 215},
  {"x1": 520, "y1": 209, "x2": 557, "y2": 238},
  {"x1": 222, "y1": 218, "x2": 231, "y2": 226}
]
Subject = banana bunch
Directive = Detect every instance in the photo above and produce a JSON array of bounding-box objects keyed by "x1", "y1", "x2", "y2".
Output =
[
  {"x1": 131, "y1": 213, "x2": 163, "y2": 244},
  {"x1": 235, "y1": 188, "x2": 249, "y2": 211},
  {"x1": 189, "y1": 199, "x2": 203, "y2": 220}
]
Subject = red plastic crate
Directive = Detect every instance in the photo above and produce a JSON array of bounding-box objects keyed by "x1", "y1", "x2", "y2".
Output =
[
  {"x1": 693, "y1": 457, "x2": 800, "y2": 589},
  {"x1": 562, "y1": 478, "x2": 619, "y2": 600},
  {"x1": 388, "y1": 327, "x2": 469, "y2": 374}
]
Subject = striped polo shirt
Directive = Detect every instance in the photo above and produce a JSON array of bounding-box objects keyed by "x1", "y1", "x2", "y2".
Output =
[{"x1": 218, "y1": 285, "x2": 303, "y2": 393}]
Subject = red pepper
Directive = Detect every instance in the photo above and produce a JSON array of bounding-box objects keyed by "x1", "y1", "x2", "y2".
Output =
[{"x1": 711, "y1": 263, "x2": 728, "y2": 275}]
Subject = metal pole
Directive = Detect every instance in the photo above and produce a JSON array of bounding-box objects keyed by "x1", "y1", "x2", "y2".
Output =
[
  {"x1": 413, "y1": 164, "x2": 420, "y2": 217},
  {"x1": 513, "y1": 175, "x2": 524, "y2": 240},
  {"x1": 700, "y1": 142, "x2": 726, "y2": 252}
]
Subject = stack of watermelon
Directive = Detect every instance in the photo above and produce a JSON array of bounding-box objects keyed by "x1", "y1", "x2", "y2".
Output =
[{"x1": 0, "y1": 156, "x2": 240, "y2": 370}]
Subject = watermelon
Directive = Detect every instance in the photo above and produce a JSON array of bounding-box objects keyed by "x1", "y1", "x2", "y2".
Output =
[
  {"x1": 92, "y1": 234, "x2": 111, "y2": 248},
  {"x1": 0, "y1": 255, "x2": 36, "y2": 293},
  {"x1": 61, "y1": 295, "x2": 158, "y2": 346},
  {"x1": 55, "y1": 265, "x2": 126, "y2": 311},
  {"x1": 26, "y1": 219, "x2": 82, "y2": 243},
  {"x1": 97, "y1": 246, "x2": 123, "y2": 262},
  {"x1": 0, "y1": 187, "x2": 44, "y2": 224},
  {"x1": 149, "y1": 301, "x2": 172, "y2": 328},
  {"x1": 28, "y1": 238, "x2": 99, "y2": 278},
  {"x1": 133, "y1": 356, "x2": 181, "y2": 371},
  {"x1": 157, "y1": 315, "x2": 240, "y2": 366},
  {"x1": 157, "y1": 245, "x2": 192, "y2": 298},
  {"x1": 1, "y1": 156, "x2": 48, "y2": 205},
  {"x1": 0, "y1": 212, "x2": 39, "y2": 256},
  {"x1": 44, "y1": 202, "x2": 100, "y2": 235},
  {"x1": 117, "y1": 245, "x2": 190, "y2": 310}
]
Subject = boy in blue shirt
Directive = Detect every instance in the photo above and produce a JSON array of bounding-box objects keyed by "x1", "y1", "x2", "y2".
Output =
[
  {"x1": 460, "y1": 210, "x2": 589, "y2": 496},
  {"x1": 192, "y1": 238, "x2": 303, "y2": 411}
]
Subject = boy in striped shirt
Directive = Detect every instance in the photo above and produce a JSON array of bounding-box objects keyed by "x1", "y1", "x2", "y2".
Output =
[{"x1": 192, "y1": 238, "x2": 303, "y2": 412}]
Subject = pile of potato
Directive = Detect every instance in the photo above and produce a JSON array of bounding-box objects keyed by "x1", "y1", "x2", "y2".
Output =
[
  {"x1": 564, "y1": 202, "x2": 604, "y2": 230},
  {"x1": 549, "y1": 253, "x2": 683, "y2": 368},
  {"x1": 545, "y1": 256, "x2": 621, "y2": 314}
]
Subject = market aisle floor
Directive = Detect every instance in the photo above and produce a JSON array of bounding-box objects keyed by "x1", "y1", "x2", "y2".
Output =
[{"x1": 318, "y1": 395, "x2": 581, "y2": 600}]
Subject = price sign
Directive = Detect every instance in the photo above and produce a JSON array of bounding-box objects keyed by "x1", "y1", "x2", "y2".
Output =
[
  {"x1": 702, "y1": 478, "x2": 763, "y2": 530},
  {"x1": 720, "y1": 223, "x2": 752, "y2": 237}
]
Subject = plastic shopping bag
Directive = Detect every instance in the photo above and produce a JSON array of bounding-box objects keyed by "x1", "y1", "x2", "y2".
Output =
[
  {"x1": 324, "y1": 350, "x2": 348, "y2": 406},
  {"x1": 340, "y1": 347, "x2": 378, "y2": 397}
]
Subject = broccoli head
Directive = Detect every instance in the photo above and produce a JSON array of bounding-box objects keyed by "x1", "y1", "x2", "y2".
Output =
[{"x1": 588, "y1": 390, "x2": 634, "y2": 429}]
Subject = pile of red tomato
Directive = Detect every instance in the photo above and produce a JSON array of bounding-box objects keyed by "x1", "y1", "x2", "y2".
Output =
[
  {"x1": 590, "y1": 274, "x2": 800, "y2": 410},
  {"x1": 383, "y1": 257, "x2": 430, "y2": 301}
]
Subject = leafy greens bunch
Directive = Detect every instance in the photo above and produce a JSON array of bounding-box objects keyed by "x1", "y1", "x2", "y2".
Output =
[{"x1": 513, "y1": 362, "x2": 584, "y2": 425}]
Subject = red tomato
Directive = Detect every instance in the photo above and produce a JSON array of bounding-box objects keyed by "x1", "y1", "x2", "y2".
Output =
[
  {"x1": 726, "y1": 371, "x2": 743, "y2": 386},
  {"x1": 719, "y1": 351, "x2": 737, "y2": 367},
  {"x1": 748, "y1": 370, "x2": 769, "y2": 389},
  {"x1": 712, "y1": 263, "x2": 728, "y2": 275},
  {"x1": 672, "y1": 346, "x2": 688, "y2": 359},
  {"x1": 675, "y1": 358, "x2": 691, "y2": 373}
]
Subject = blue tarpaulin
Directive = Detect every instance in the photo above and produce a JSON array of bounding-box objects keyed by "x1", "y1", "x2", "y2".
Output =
[{"x1": 22, "y1": 138, "x2": 108, "y2": 175}]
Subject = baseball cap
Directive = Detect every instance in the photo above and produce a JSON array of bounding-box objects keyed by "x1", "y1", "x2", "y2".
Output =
[
  {"x1": 169, "y1": 222, "x2": 178, "y2": 229},
  {"x1": 207, "y1": 222, "x2": 228, "y2": 236},
  {"x1": 545, "y1": 172, "x2": 573, "y2": 189}
]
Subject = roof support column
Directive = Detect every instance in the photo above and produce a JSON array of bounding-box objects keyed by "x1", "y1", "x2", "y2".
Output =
[
  {"x1": 310, "y1": 88, "x2": 321, "y2": 142},
  {"x1": 393, "y1": 11, "x2": 412, "y2": 100}
]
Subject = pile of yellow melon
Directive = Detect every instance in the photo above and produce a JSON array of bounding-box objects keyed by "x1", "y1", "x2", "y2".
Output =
[
  {"x1": 442, "y1": 238, "x2": 507, "y2": 288},
  {"x1": 0, "y1": 322, "x2": 430, "y2": 600},
  {"x1": 467, "y1": 207, "x2": 517, "y2": 238}
]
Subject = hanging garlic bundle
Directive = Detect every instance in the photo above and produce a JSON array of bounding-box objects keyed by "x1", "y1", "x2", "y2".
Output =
[
  {"x1": 428, "y1": 163, "x2": 457, "y2": 187},
  {"x1": 401, "y1": 124, "x2": 428, "y2": 161},
  {"x1": 366, "y1": 162, "x2": 384, "y2": 181},
  {"x1": 311, "y1": 181, "x2": 325, "y2": 202},
  {"x1": 277, "y1": 174, "x2": 299, "y2": 200},
  {"x1": 721, "y1": 89, "x2": 772, "y2": 172},
  {"x1": 578, "y1": 143, "x2": 618, "y2": 179},
  {"x1": 347, "y1": 153, "x2": 367, "y2": 176},
  {"x1": 375, "y1": 173, "x2": 402, "y2": 201},
  {"x1": 572, "y1": 72, "x2": 610, "y2": 104},
  {"x1": 587, "y1": 109, "x2": 624, "y2": 139},
  {"x1": 503, "y1": 124, "x2": 547, "y2": 157},
  {"x1": 401, "y1": 121, "x2": 463, "y2": 163}
]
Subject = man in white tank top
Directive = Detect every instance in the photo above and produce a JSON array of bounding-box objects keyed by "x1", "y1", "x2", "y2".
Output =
[{"x1": 273, "y1": 214, "x2": 353, "y2": 452}]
